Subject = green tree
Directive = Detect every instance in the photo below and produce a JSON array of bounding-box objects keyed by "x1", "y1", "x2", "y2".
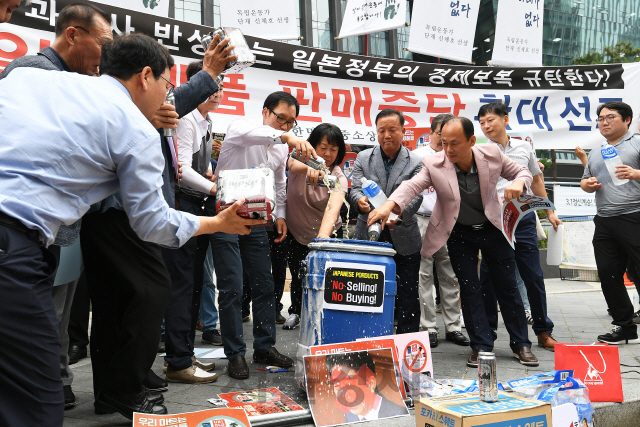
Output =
[{"x1": 572, "y1": 41, "x2": 640, "y2": 65}]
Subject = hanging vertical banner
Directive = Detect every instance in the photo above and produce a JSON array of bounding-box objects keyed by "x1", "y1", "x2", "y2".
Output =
[
  {"x1": 338, "y1": 0, "x2": 407, "y2": 39},
  {"x1": 219, "y1": 0, "x2": 299, "y2": 40},
  {"x1": 407, "y1": 0, "x2": 481, "y2": 64},
  {"x1": 491, "y1": 0, "x2": 544, "y2": 66},
  {"x1": 91, "y1": 0, "x2": 170, "y2": 17}
]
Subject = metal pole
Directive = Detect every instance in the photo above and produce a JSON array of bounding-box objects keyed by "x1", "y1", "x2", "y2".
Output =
[{"x1": 551, "y1": 149, "x2": 558, "y2": 181}]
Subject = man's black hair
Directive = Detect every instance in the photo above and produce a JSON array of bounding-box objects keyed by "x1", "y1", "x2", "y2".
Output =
[
  {"x1": 55, "y1": 3, "x2": 111, "y2": 37},
  {"x1": 441, "y1": 116, "x2": 475, "y2": 141},
  {"x1": 263, "y1": 91, "x2": 300, "y2": 117},
  {"x1": 375, "y1": 108, "x2": 404, "y2": 126},
  {"x1": 100, "y1": 33, "x2": 174, "y2": 80},
  {"x1": 431, "y1": 113, "x2": 454, "y2": 133},
  {"x1": 326, "y1": 351, "x2": 376, "y2": 375},
  {"x1": 597, "y1": 101, "x2": 633, "y2": 129},
  {"x1": 307, "y1": 123, "x2": 346, "y2": 167},
  {"x1": 186, "y1": 60, "x2": 203, "y2": 81},
  {"x1": 477, "y1": 101, "x2": 509, "y2": 119}
]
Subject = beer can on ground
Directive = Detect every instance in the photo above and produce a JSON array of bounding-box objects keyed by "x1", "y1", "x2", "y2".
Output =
[{"x1": 478, "y1": 351, "x2": 498, "y2": 402}]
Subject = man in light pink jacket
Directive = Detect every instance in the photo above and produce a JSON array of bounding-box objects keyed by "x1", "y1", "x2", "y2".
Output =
[{"x1": 369, "y1": 117, "x2": 538, "y2": 368}]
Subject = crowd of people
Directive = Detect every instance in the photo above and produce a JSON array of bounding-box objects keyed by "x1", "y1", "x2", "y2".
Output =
[{"x1": 1, "y1": 1, "x2": 639, "y2": 426}]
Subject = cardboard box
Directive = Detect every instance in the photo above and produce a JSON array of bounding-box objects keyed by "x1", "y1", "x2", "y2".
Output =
[{"x1": 416, "y1": 392, "x2": 552, "y2": 427}]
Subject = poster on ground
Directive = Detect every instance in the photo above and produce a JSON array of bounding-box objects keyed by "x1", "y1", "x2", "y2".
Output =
[
  {"x1": 133, "y1": 408, "x2": 251, "y2": 427},
  {"x1": 217, "y1": 388, "x2": 304, "y2": 416},
  {"x1": 304, "y1": 348, "x2": 408, "y2": 427}
]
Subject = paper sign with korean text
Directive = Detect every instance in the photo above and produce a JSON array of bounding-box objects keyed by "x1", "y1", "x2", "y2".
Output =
[
  {"x1": 310, "y1": 338, "x2": 404, "y2": 397},
  {"x1": 304, "y1": 348, "x2": 409, "y2": 427},
  {"x1": 491, "y1": 0, "x2": 544, "y2": 66},
  {"x1": 501, "y1": 195, "x2": 555, "y2": 249},
  {"x1": 133, "y1": 408, "x2": 251, "y2": 427},
  {"x1": 323, "y1": 262, "x2": 385, "y2": 313},
  {"x1": 217, "y1": 387, "x2": 304, "y2": 416},
  {"x1": 357, "y1": 331, "x2": 434, "y2": 396},
  {"x1": 559, "y1": 221, "x2": 597, "y2": 270},
  {"x1": 408, "y1": 0, "x2": 481, "y2": 64},
  {"x1": 3, "y1": 0, "x2": 640, "y2": 150},
  {"x1": 338, "y1": 0, "x2": 407, "y2": 39},
  {"x1": 553, "y1": 185, "x2": 597, "y2": 217},
  {"x1": 219, "y1": 0, "x2": 299, "y2": 40},
  {"x1": 92, "y1": 0, "x2": 170, "y2": 17}
]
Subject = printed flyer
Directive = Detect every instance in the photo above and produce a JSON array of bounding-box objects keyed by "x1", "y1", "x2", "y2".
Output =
[
  {"x1": 502, "y1": 195, "x2": 555, "y2": 249},
  {"x1": 133, "y1": 408, "x2": 251, "y2": 427},
  {"x1": 217, "y1": 387, "x2": 304, "y2": 416}
]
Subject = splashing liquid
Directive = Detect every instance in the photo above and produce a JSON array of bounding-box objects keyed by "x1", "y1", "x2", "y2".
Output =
[{"x1": 320, "y1": 164, "x2": 350, "y2": 237}]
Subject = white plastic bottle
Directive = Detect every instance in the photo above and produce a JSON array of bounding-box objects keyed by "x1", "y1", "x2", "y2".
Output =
[
  {"x1": 570, "y1": 389, "x2": 594, "y2": 427},
  {"x1": 601, "y1": 145, "x2": 629, "y2": 186},
  {"x1": 360, "y1": 177, "x2": 388, "y2": 208}
]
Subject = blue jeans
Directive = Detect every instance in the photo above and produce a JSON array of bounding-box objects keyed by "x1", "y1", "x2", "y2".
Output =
[
  {"x1": 480, "y1": 213, "x2": 554, "y2": 336},
  {"x1": 199, "y1": 245, "x2": 219, "y2": 331}
]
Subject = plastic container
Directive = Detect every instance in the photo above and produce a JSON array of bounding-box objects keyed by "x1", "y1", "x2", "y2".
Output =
[
  {"x1": 571, "y1": 389, "x2": 594, "y2": 427},
  {"x1": 546, "y1": 224, "x2": 564, "y2": 266},
  {"x1": 294, "y1": 238, "x2": 397, "y2": 386},
  {"x1": 361, "y1": 177, "x2": 388, "y2": 208},
  {"x1": 601, "y1": 145, "x2": 629, "y2": 186}
]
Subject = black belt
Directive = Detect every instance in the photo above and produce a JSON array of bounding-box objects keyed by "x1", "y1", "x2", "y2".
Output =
[
  {"x1": 0, "y1": 212, "x2": 42, "y2": 244},
  {"x1": 456, "y1": 220, "x2": 492, "y2": 231},
  {"x1": 176, "y1": 191, "x2": 206, "y2": 206}
]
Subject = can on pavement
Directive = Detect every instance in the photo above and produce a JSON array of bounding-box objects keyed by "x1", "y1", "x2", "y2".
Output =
[{"x1": 478, "y1": 351, "x2": 498, "y2": 402}]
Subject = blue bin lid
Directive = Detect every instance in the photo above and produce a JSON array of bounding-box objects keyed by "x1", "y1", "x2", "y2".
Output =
[
  {"x1": 308, "y1": 238, "x2": 396, "y2": 256},
  {"x1": 311, "y1": 238, "x2": 393, "y2": 248}
]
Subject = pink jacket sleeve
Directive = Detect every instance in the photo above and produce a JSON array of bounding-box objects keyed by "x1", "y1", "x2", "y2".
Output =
[
  {"x1": 388, "y1": 160, "x2": 432, "y2": 214},
  {"x1": 499, "y1": 150, "x2": 533, "y2": 189}
]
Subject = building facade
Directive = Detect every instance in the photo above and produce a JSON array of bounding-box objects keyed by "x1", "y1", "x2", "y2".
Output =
[{"x1": 173, "y1": 0, "x2": 640, "y2": 66}]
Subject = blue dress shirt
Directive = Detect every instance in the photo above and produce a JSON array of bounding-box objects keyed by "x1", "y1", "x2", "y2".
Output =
[{"x1": 0, "y1": 68, "x2": 199, "y2": 247}]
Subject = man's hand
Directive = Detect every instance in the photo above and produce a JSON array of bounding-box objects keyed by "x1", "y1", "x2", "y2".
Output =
[
  {"x1": 575, "y1": 146, "x2": 588, "y2": 166},
  {"x1": 205, "y1": 170, "x2": 213, "y2": 181},
  {"x1": 212, "y1": 139, "x2": 222, "y2": 157},
  {"x1": 615, "y1": 165, "x2": 640, "y2": 181},
  {"x1": 209, "y1": 184, "x2": 216, "y2": 196},
  {"x1": 504, "y1": 180, "x2": 525, "y2": 201},
  {"x1": 537, "y1": 160, "x2": 545, "y2": 172},
  {"x1": 358, "y1": 196, "x2": 371, "y2": 213},
  {"x1": 282, "y1": 133, "x2": 317, "y2": 163},
  {"x1": 581, "y1": 177, "x2": 602, "y2": 193},
  {"x1": 215, "y1": 199, "x2": 265, "y2": 234},
  {"x1": 177, "y1": 163, "x2": 183, "y2": 181},
  {"x1": 202, "y1": 34, "x2": 238, "y2": 81},
  {"x1": 151, "y1": 104, "x2": 179, "y2": 130},
  {"x1": 367, "y1": 200, "x2": 397, "y2": 227},
  {"x1": 274, "y1": 217, "x2": 287, "y2": 243},
  {"x1": 307, "y1": 168, "x2": 324, "y2": 186},
  {"x1": 547, "y1": 211, "x2": 563, "y2": 232}
]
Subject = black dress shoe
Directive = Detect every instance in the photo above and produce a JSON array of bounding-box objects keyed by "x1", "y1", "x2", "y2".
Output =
[
  {"x1": 95, "y1": 390, "x2": 167, "y2": 419},
  {"x1": 428, "y1": 332, "x2": 439, "y2": 348},
  {"x1": 253, "y1": 347, "x2": 293, "y2": 368},
  {"x1": 445, "y1": 331, "x2": 470, "y2": 346},
  {"x1": 144, "y1": 370, "x2": 168, "y2": 392},
  {"x1": 64, "y1": 385, "x2": 77, "y2": 409},
  {"x1": 95, "y1": 390, "x2": 164, "y2": 414},
  {"x1": 68, "y1": 345, "x2": 87, "y2": 365},
  {"x1": 228, "y1": 355, "x2": 250, "y2": 379}
]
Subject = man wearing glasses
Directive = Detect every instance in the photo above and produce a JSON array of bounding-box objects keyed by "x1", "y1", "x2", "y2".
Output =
[
  {"x1": 212, "y1": 91, "x2": 316, "y2": 379},
  {"x1": 581, "y1": 101, "x2": 640, "y2": 345}
]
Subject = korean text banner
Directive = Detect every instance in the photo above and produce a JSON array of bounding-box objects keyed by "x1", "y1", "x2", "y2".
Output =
[
  {"x1": 220, "y1": 0, "x2": 299, "y2": 40},
  {"x1": 408, "y1": 0, "x2": 480, "y2": 64},
  {"x1": 338, "y1": 0, "x2": 407, "y2": 39},
  {"x1": 3, "y1": 0, "x2": 640, "y2": 150},
  {"x1": 491, "y1": 0, "x2": 544, "y2": 66}
]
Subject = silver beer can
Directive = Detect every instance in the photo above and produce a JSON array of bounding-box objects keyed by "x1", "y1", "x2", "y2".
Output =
[
  {"x1": 478, "y1": 351, "x2": 498, "y2": 402},
  {"x1": 162, "y1": 89, "x2": 176, "y2": 137}
]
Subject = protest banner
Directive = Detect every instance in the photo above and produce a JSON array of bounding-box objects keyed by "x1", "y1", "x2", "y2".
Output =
[
  {"x1": 133, "y1": 408, "x2": 251, "y2": 427},
  {"x1": 323, "y1": 261, "x2": 386, "y2": 313},
  {"x1": 217, "y1": 388, "x2": 303, "y2": 416},
  {"x1": 553, "y1": 185, "x2": 597, "y2": 217},
  {"x1": 3, "y1": 0, "x2": 640, "y2": 149},
  {"x1": 219, "y1": 0, "x2": 299, "y2": 40},
  {"x1": 491, "y1": 0, "x2": 544, "y2": 66},
  {"x1": 338, "y1": 0, "x2": 407, "y2": 39},
  {"x1": 408, "y1": 0, "x2": 481, "y2": 64},
  {"x1": 501, "y1": 195, "x2": 555, "y2": 249}
]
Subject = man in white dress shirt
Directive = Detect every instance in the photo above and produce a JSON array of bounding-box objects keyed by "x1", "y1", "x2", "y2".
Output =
[{"x1": 412, "y1": 114, "x2": 469, "y2": 349}]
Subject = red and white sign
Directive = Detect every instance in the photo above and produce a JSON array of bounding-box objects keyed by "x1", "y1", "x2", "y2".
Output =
[{"x1": 217, "y1": 387, "x2": 304, "y2": 416}]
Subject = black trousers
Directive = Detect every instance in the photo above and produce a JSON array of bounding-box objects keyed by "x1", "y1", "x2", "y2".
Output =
[
  {"x1": 68, "y1": 271, "x2": 90, "y2": 349},
  {"x1": 81, "y1": 209, "x2": 172, "y2": 397},
  {"x1": 0, "y1": 225, "x2": 63, "y2": 426},
  {"x1": 447, "y1": 222, "x2": 530, "y2": 352},
  {"x1": 161, "y1": 196, "x2": 205, "y2": 371},
  {"x1": 593, "y1": 212, "x2": 640, "y2": 334},
  {"x1": 287, "y1": 231, "x2": 311, "y2": 316}
]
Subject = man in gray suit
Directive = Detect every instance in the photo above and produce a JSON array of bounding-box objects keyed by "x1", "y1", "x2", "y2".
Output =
[{"x1": 349, "y1": 109, "x2": 423, "y2": 334}]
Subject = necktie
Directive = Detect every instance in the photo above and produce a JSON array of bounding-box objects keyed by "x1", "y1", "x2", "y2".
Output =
[{"x1": 167, "y1": 136, "x2": 179, "y2": 184}]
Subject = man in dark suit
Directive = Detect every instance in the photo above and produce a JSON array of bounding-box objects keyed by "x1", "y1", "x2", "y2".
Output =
[
  {"x1": 327, "y1": 351, "x2": 408, "y2": 423},
  {"x1": 349, "y1": 109, "x2": 423, "y2": 334}
]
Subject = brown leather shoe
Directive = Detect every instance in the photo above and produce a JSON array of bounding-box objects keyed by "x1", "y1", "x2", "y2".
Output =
[
  {"x1": 537, "y1": 332, "x2": 558, "y2": 351},
  {"x1": 467, "y1": 349, "x2": 482, "y2": 368},
  {"x1": 228, "y1": 355, "x2": 250, "y2": 379},
  {"x1": 513, "y1": 346, "x2": 539, "y2": 366},
  {"x1": 166, "y1": 364, "x2": 218, "y2": 384},
  {"x1": 192, "y1": 356, "x2": 215, "y2": 371}
]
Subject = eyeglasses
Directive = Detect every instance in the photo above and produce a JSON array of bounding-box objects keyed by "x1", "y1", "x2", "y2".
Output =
[
  {"x1": 75, "y1": 26, "x2": 109, "y2": 45},
  {"x1": 160, "y1": 75, "x2": 175, "y2": 91},
  {"x1": 597, "y1": 114, "x2": 622, "y2": 124},
  {"x1": 433, "y1": 131, "x2": 442, "y2": 137},
  {"x1": 269, "y1": 109, "x2": 297, "y2": 129}
]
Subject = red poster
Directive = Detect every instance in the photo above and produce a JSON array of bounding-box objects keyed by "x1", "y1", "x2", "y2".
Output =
[
  {"x1": 402, "y1": 127, "x2": 431, "y2": 151},
  {"x1": 217, "y1": 387, "x2": 304, "y2": 416},
  {"x1": 339, "y1": 152, "x2": 358, "y2": 188},
  {"x1": 133, "y1": 408, "x2": 251, "y2": 427}
]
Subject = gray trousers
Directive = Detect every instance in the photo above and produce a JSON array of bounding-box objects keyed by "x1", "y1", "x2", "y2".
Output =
[
  {"x1": 417, "y1": 215, "x2": 462, "y2": 333},
  {"x1": 52, "y1": 276, "x2": 80, "y2": 387}
]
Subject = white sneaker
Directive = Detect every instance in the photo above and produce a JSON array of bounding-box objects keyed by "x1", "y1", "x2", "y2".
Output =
[
  {"x1": 460, "y1": 311, "x2": 465, "y2": 328},
  {"x1": 283, "y1": 313, "x2": 300, "y2": 330},
  {"x1": 525, "y1": 309, "x2": 534, "y2": 325}
]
